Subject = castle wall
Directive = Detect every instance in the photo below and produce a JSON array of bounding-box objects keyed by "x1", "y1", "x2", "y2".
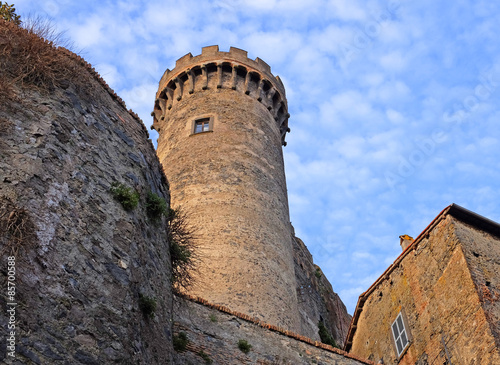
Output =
[
  {"x1": 154, "y1": 46, "x2": 300, "y2": 331},
  {"x1": 293, "y1": 235, "x2": 352, "y2": 346},
  {"x1": 171, "y1": 294, "x2": 372, "y2": 365},
  {"x1": 0, "y1": 23, "x2": 173, "y2": 364},
  {"x1": 348, "y1": 216, "x2": 500, "y2": 364}
]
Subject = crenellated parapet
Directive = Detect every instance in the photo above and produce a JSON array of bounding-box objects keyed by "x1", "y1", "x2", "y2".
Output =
[{"x1": 152, "y1": 45, "x2": 290, "y2": 145}]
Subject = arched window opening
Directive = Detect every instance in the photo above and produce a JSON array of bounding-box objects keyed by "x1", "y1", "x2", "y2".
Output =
[
  {"x1": 272, "y1": 91, "x2": 280, "y2": 105},
  {"x1": 167, "y1": 80, "x2": 176, "y2": 90},
  {"x1": 206, "y1": 63, "x2": 217, "y2": 73},
  {"x1": 236, "y1": 66, "x2": 247, "y2": 78},
  {"x1": 263, "y1": 80, "x2": 271, "y2": 92},
  {"x1": 250, "y1": 72, "x2": 260, "y2": 83},
  {"x1": 193, "y1": 67, "x2": 203, "y2": 77}
]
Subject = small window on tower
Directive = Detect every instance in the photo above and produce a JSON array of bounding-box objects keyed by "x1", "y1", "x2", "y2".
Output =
[{"x1": 193, "y1": 117, "x2": 212, "y2": 134}]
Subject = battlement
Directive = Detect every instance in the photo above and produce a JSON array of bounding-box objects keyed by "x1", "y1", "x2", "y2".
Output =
[
  {"x1": 153, "y1": 45, "x2": 290, "y2": 145},
  {"x1": 159, "y1": 46, "x2": 284, "y2": 91}
]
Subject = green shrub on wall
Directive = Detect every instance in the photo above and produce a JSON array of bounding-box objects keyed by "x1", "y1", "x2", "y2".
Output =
[
  {"x1": 173, "y1": 332, "x2": 188, "y2": 352},
  {"x1": 198, "y1": 350, "x2": 213, "y2": 364},
  {"x1": 318, "y1": 321, "x2": 339, "y2": 348},
  {"x1": 110, "y1": 182, "x2": 139, "y2": 211},
  {"x1": 138, "y1": 294, "x2": 157, "y2": 318},
  {"x1": 237, "y1": 339, "x2": 252, "y2": 354},
  {"x1": 0, "y1": 2, "x2": 21, "y2": 25},
  {"x1": 145, "y1": 191, "x2": 167, "y2": 221}
]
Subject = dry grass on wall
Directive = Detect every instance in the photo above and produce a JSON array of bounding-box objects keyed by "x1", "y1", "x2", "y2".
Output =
[
  {"x1": 0, "y1": 19, "x2": 82, "y2": 96},
  {"x1": 168, "y1": 207, "x2": 200, "y2": 291},
  {"x1": 0, "y1": 198, "x2": 37, "y2": 258}
]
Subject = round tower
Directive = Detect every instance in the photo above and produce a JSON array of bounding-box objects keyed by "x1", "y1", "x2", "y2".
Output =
[{"x1": 152, "y1": 46, "x2": 298, "y2": 330}]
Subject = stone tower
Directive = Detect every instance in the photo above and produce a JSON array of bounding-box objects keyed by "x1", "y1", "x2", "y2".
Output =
[{"x1": 152, "y1": 45, "x2": 299, "y2": 330}]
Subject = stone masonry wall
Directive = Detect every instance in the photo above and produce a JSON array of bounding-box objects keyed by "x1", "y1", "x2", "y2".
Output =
[
  {"x1": 454, "y1": 219, "x2": 500, "y2": 350},
  {"x1": 172, "y1": 294, "x2": 372, "y2": 365},
  {"x1": 293, "y1": 235, "x2": 351, "y2": 346},
  {"x1": 349, "y1": 216, "x2": 500, "y2": 364},
  {"x1": 0, "y1": 25, "x2": 173, "y2": 364}
]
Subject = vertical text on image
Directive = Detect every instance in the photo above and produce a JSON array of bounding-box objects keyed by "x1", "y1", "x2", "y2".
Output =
[{"x1": 6, "y1": 256, "x2": 17, "y2": 358}]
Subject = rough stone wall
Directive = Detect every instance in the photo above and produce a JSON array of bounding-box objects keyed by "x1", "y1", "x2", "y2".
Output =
[
  {"x1": 455, "y1": 219, "x2": 500, "y2": 349},
  {"x1": 154, "y1": 46, "x2": 300, "y2": 332},
  {"x1": 293, "y1": 236, "x2": 351, "y2": 346},
  {"x1": 349, "y1": 216, "x2": 500, "y2": 364},
  {"x1": 0, "y1": 26, "x2": 173, "y2": 364},
  {"x1": 172, "y1": 294, "x2": 372, "y2": 365}
]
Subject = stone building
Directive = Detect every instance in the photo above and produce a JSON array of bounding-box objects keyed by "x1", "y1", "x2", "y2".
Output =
[
  {"x1": 152, "y1": 45, "x2": 350, "y2": 341},
  {"x1": 345, "y1": 204, "x2": 500, "y2": 364}
]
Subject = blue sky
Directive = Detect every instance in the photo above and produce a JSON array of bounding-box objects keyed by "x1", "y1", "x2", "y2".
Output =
[{"x1": 14, "y1": 0, "x2": 500, "y2": 314}]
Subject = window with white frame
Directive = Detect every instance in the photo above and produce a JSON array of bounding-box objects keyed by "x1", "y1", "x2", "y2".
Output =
[{"x1": 392, "y1": 311, "x2": 410, "y2": 357}]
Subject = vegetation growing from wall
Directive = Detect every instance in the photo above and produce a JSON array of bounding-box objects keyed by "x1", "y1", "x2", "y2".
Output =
[
  {"x1": 0, "y1": 198, "x2": 36, "y2": 257},
  {"x1": 111, "y1": 186, "x2": 197, "y2": 290},
  {"x1": 0, "y1": 2, "x2": 20, "y2": 25},
  {"x1": 168, "y1": 207, "x2": 198, "y2": 290},
  {"x1": 237, "y1": 339, "x2": 252, "y2": 354},
  {"x1": 145, "y1": 191, "x2": 167, "y2": 222},
  {"x1": 173, "y1": 332, "x2": 188, "y2": 352},
  {"x1": 318, "y1": 321, "x2": 339, "y2": 348},
  {"x1": 198, "y1": 350, "x2": 213, "y2": 364},
  {"x1": 138, "y1": 294, "x2": 157, "y2": 319},
  {"x1": 315, "y1": 267, "x2": 322, "y2": 279},
  {"x1": 0, "y1": 16, "x2": 80, "y2": 97},
  {"x1": 110, "y1": 182, "x2": 140, "y2": 211}
]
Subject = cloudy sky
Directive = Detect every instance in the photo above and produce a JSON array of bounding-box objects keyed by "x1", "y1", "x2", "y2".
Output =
[{"x1": 14, "y1": 0, "x2": 500, "y2": 314}]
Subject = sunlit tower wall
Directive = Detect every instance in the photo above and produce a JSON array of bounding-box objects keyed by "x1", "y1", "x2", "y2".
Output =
[{"x1": 152, "y1": 45, "x2": 299, "y2": 330}]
